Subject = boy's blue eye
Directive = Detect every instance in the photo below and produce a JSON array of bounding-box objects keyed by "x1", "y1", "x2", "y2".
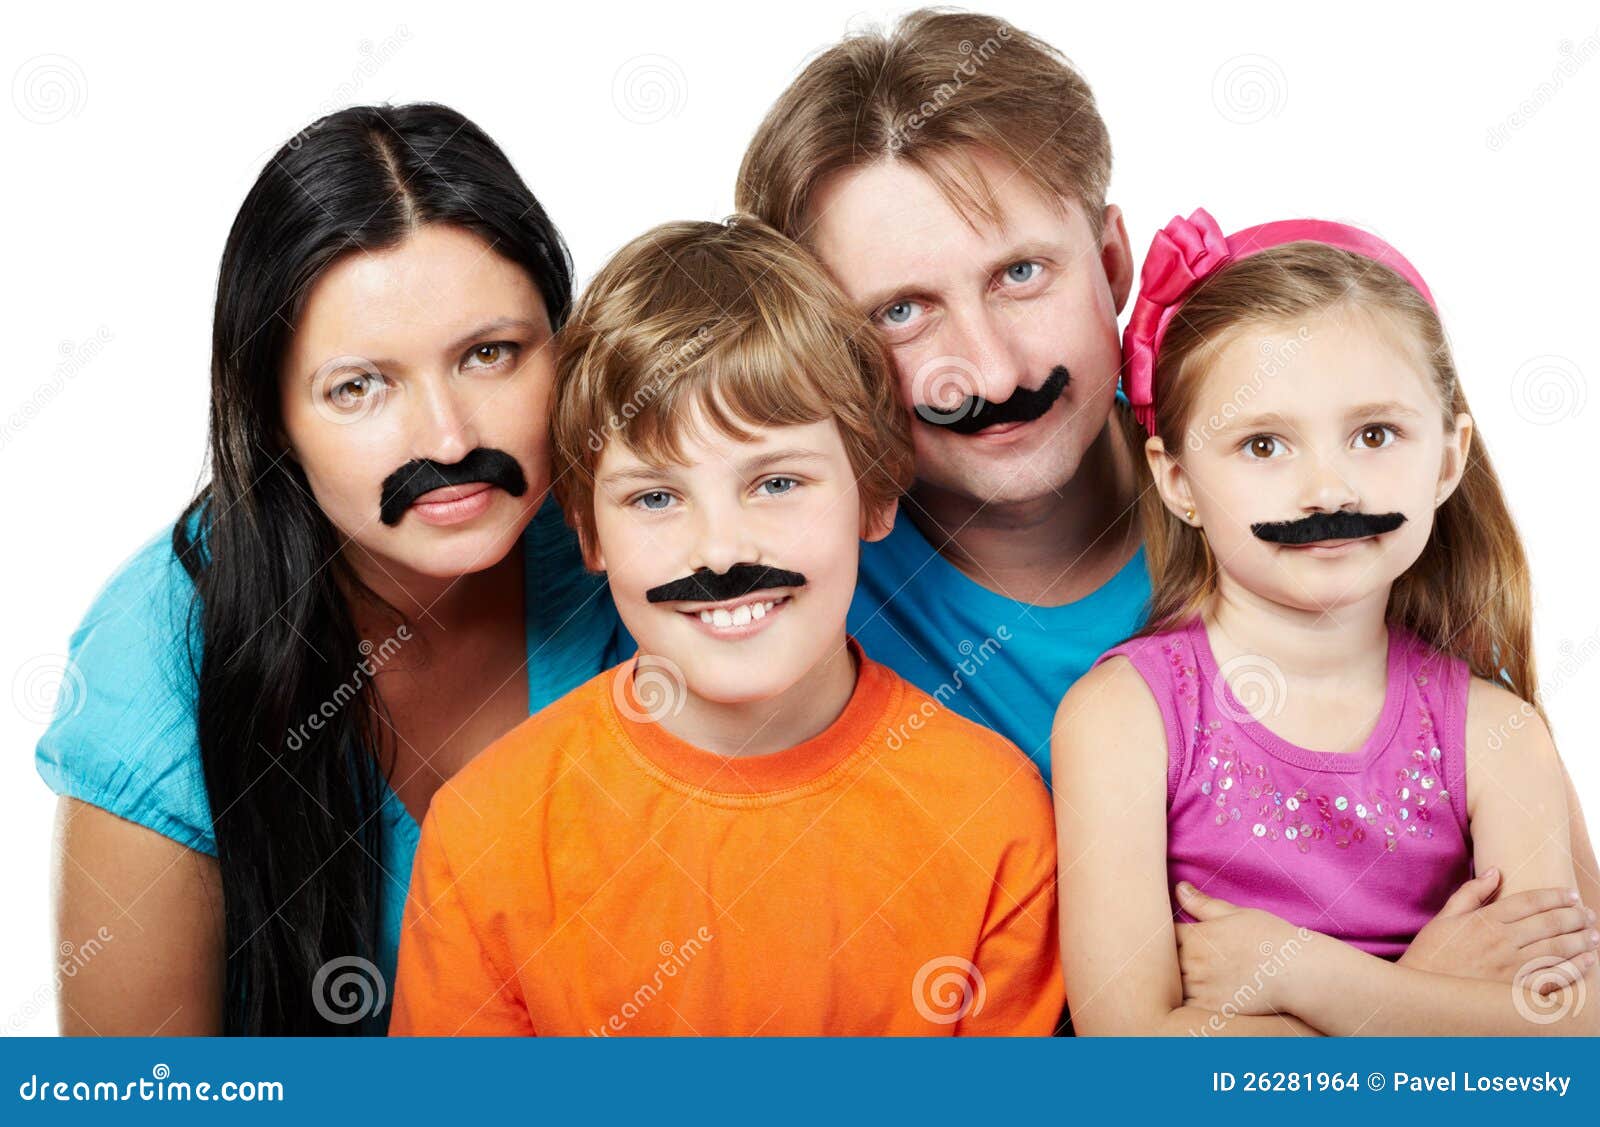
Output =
[
  {"x1": 759, "y1": 476, "x2": 798, "y2": 496},
  {"x1": 1005, "y1": 261, "x2": 1039, "y2": 284},
  {"x1": 634, "y1": 490, "x2": 674, "y2": 511}
]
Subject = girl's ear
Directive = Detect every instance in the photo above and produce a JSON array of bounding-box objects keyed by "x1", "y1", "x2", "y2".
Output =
[
  {"x1": 1435, "y1": 412, "x2": 1475, "y2": 506},
  {"x1": 862, "y1": 496, "x2": 899, "y2": 543},
  {"x1": 1145, "y1": 434, "x2": 1199, "y2": 525}
]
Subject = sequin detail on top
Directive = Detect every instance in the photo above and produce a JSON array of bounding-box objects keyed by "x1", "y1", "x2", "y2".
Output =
[{"x1": 1168, "y1": 637, "x2": 1453, "y2": 857}]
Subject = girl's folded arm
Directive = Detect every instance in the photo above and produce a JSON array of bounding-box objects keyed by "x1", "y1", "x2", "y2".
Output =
[
  {"x1": 1052, "y1": 657, "x2": 1320, "y2": 1037},
  {"x1": 1268, "y1": 678, "x2": 1597, "y2": 1036}
]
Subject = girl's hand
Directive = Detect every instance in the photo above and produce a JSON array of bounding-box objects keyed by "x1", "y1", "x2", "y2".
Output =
[
  {"x1": 1398, "y1": 867, "x2": 1597, "y2": 989},
  {"x1": 1173, "y1": 882, "x2": 1312, "y2": 1016}
]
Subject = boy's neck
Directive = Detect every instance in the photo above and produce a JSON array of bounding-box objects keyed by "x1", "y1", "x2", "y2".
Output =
[
  {"x1": 902, "y1": 418, "x2": 1141, "y2": 607},
  {"x1": 655, "y1": 635, "x2": 861, "y2": 759}
]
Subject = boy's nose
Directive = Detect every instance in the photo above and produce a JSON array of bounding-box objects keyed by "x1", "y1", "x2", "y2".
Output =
[{"x1": 686, "y1": 503, "x2": 759, "y2": 577}]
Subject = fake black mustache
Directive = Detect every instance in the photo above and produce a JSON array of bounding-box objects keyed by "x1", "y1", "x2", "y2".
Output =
[
  {"x1": 378, "y1": 448, "x2": 528, "y2": 527},
  {"x1": 645, "y1": 563, "x2": 808, "y2": 604},
  {"x1": 916, "y1": 365, "x2": 1070, "y2": 435},
  {"x1": 1251, "y1": 511, "x2": 1407, "y2": 545}
]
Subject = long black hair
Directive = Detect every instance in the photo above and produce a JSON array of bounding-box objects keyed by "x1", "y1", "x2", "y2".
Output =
[{"x1": 173, "y1": 103, "x2": 572, "y2": 1034}]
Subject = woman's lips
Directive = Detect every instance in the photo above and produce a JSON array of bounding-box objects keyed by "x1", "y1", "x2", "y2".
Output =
[{"x1": 409, "y1": 483, "x2": 494, "y2": 526}]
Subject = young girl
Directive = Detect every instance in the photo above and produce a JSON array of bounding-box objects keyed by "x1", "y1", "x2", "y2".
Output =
[{"x1": 1054, "y1": 209, "x2": 1599, "y2": 1035}]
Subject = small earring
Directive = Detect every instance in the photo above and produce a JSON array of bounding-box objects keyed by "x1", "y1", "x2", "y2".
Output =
[{"x1": 1184, "y1": 508, "x2": 1196, "y2": 524}]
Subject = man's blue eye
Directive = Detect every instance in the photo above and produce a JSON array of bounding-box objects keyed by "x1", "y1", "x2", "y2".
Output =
[
  {"x1": 1006, "y1": 262, "x2": 1039, "y2": 283},
  {"x1": 882, "y1": 300, "x2": 920, "y2": 325}
]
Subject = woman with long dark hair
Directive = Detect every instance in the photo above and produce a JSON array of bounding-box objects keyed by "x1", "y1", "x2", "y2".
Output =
[{"x1": 38, "y1": 103, "x2": 631, "y2": 1034}]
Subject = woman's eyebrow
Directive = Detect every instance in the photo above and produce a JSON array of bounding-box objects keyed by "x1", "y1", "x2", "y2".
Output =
[
  {"x1": 305, "y1": 317, "x2": 545, "y2": 383},
  {"x1": 442, "y1": 316, "x2": 545, "y2": 355}
]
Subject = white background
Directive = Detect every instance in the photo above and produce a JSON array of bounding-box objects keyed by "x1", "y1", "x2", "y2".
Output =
[{"x1": 3, "y1": 0, "x2": 1597, "y2": 1034}]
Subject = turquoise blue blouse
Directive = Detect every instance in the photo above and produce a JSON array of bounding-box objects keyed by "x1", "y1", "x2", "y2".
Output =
[{"x1": 34, "y1": 495, "x2": 634, "y2": 1032}]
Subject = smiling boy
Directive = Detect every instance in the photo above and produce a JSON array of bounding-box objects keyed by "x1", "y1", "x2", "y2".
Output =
[{"x1": 388, "y1": 217, "x2": 1063, "y2": 1036}]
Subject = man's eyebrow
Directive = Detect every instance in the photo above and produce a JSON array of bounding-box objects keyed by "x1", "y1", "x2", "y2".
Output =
[{"x1": 306, "y1": 316, "x2": 545, "y2": 383}]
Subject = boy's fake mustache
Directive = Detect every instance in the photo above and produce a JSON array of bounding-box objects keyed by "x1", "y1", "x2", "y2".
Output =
[
  {"x1": 915, "y1": 365, "x2": 1070, "y2": 435},
  {"x1": 1251, "y1": 511, "x2": 1407, "y2": 544},
  {"x1": 645, "y1": 563, "x2": 808, "y2": 604},
  {"x1": 378, "y1": 448, "x2": 528, "y2": 526}
]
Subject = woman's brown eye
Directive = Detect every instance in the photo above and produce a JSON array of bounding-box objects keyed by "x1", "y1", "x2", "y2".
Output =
[{"x1": 476, "y1": 344, "x2": 501, "y2": 363}]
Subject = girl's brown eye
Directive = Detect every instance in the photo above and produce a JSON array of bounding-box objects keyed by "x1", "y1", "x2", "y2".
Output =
[
  {"x1": 1250, "y1": 437, "x2": 1275, "y2": 458},
  {"x1": 1360, "y1": 427, "x2": 1386, "y2": 448}
]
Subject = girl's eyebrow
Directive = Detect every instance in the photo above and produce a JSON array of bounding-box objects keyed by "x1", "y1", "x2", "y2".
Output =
[
  {"x1": 1342, "y1": 400, "x2": 1426, "y2": 419},
  {"x1": 1218, "y1": 401, "x2": 1426, "y2": 436}
]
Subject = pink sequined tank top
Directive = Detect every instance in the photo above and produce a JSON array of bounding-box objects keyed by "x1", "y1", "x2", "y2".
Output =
[{"x1": 1094, "y1": 615, "x2": 1473, "y2": 958}]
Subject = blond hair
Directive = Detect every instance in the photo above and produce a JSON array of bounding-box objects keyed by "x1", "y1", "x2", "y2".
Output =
[
  {"x1": 552, "y1": 216, "x2": 914, "y2": 553},
  {"x1": 736, "y1": 8, "x2": 1111, "y2": 239},
  {"x1": 1138, "y1": 244, "x2": 1542, "y2": 718}
]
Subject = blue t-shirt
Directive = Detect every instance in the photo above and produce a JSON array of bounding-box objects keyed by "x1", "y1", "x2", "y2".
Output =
[
  {"x1": 34, "y1": 494, "x2": 634, "y2": 1033},
  {"x1": 848, "y1": 509, "x2": 1152, "y2": 783}
]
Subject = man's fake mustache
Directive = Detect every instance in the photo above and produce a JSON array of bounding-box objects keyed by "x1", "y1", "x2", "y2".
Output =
[
  {"x1": 378, "y1": 447, "x2": 528, "y2": 526},
  {"x1": 1251, "y1": 511, "x2": 1407, "y2": 545},
  {"x1": 645, "y1": 563, "x2": 808, "y2": 604},
  {"x1": 915, "y1": 365, "x2": 1070, "y2": 435}
]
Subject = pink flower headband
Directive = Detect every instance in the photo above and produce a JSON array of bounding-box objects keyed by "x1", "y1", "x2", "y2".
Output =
[{"x1": 1120, "y1": 208, "x2": 1437, "y2": 434}]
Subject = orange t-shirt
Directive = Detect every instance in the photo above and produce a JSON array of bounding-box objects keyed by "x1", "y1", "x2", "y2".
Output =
[{"x1": 390, "y1": 637, "x2": 1062, "y2": 1036}]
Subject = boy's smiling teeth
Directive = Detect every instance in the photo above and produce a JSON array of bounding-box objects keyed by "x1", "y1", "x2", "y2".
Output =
[{"x1": 692, "y1": 595, "x2": 789, "y2": 629}]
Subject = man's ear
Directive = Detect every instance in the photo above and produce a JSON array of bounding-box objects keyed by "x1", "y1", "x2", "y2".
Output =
[
  {"x1": 1436, "y1": 412, "x2": 1474, "y2": 507},
  {"x1": 1101, "y1": 203, "x2": 1135, "y2": 315},
  {"x1": 862, "y1": 497, "x2": 899, "y2": 543},
  {"x1": 1145, "y1": 434, "x2": 1199, "y2": 525}
]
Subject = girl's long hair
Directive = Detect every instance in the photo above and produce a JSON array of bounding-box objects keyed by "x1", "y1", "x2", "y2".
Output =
[
  {"x1": 173, "y1": 103, "x2": 572, "y2": 1033},
  {"x1": 1134, "y1": 244, "x2": 1541, "y2": 719}
]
